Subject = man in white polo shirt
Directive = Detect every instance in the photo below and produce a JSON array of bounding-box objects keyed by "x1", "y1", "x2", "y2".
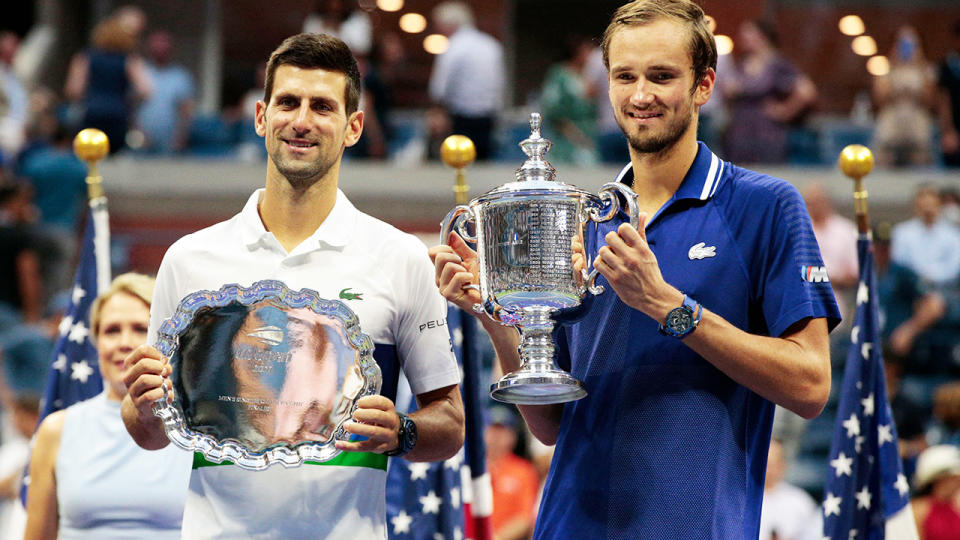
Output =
[{"x1": 121, "y1": 33, "x2": 464, "y2": 538}]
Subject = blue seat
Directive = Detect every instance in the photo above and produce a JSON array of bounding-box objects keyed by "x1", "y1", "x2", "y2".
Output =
[{"x1": 188, "y1": 114, "x2": 237, "y2": 157}]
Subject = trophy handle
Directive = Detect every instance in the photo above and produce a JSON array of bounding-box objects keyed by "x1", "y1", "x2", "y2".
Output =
[
  {"x1": 582, "y1": 183, "x2": 640, "y2": 294},
  {"x1": 440, "y1": 205, "x2": 497, "y2": 319},
  {"x1": 440, "y1": 205, "x2": 478, "y2": 245}
]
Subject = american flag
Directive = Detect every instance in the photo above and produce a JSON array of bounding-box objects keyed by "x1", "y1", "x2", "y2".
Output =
[
  {"x1": 386, "y1": 306, "x2": 492, "y2": 540},
  {"x1": 821, "y1": 234, "x2": 918, "y2": 540},
  {"x1": 20, "y1": 197, "x2": 110, "y2": 504}
]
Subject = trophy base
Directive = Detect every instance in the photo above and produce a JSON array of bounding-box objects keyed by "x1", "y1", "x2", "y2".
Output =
[{"x1": 490, "y1": 371, "x2": 587, "y2": 405}]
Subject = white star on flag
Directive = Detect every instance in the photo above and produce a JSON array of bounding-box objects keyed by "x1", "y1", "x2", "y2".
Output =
[
  {"x1": 848, "y1": 530, "x2": 858, "y2": 540},
  {"x1": 861, "y1": 342, "x2": 872, "y2": 360},
  {"x1": 860, "y1": 393, "x2": 874, "y2": 416},
  {"x1": 444, "y1": 451, "x2": 463, "y2": 470},
  {"x1": 842, "y1": 413, "x2": 861, "y2": 438},
  {"x1": 70, "y1": 360, "x2": 94, "y2": 383},
  {"x1": 453, "y1": 527, "x2": 463, "y2": 540},
  {"x1": 58, "y1": 314, "x2": 73, "y2": 336},
  {"x1": 856, "y1": 281, "x2": 868, "y2": 305},
  {"x1": 894, "y1": 473, "x2": 910, "y2": 497},
  {"x1": 71, "y1": 285, "x2": 86, "y2": 304},
  {"x1": 850, "y1": 326, "x2": 859, "y2": 344},
  {"x1": 831, "y1": 452, "x2": 854, "y2": 477},
  {"x1": 433, "y1": 534, "x2": 443, "y2": 540},
  {"x1": 878, "y1": 423, "x2": 894, "y2": 446},
  {"x1": 854, "y1": 486, "x2": 871, "y2": 510},
  {"x1": 52, "y1": 354, "x2": 67, "y2": 372},
  {"x1": 420, "y1": 490, "x2": 442, "y2": 514},
  {"x1": 68, "y1": 322, "x2": 89, "y2": 344},
  {"x1": 823, "y1": 492, "x2": 842, "y2": 517},
  {"x1": 408, "y1": 462, "x2": 430, "y2": 481},
  {"x1": 854, "y1": 435, "x2": 865, "y2": 454},
  {"x1": 391, "y1": 510, "x2": 412, "y2": 534},
  {"x1": 452, "y1": 326, "x2": 463, "y2": 347},
  {"x1": 450, "y1": 486, "x2": 460, "y2": 509}
]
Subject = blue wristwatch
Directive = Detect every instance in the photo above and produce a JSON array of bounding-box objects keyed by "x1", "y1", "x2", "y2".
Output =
[{"x1": 659, "y1": 294, "x2": 702, "y2": 339}]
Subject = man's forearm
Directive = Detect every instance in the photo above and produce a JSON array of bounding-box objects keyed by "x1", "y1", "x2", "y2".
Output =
[
  {"x1": 406, "y1": 385, "x2": 464, "y2": 462},
  {"x1": 121, "y1": 395, "x2": 171, "y2": 450}
]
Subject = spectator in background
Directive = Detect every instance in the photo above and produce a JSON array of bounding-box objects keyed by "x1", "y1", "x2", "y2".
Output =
[
  {"x1": 0, "y1": 181, "x2": 43, "y2": 323},
  {"x1": 873, "y1": 25, "x2": 937, "y2": 167},
  {"x1": 0, "y1": 394, "x2": 38, "y2": 539},
  {"x1": 928, "y1": 382, "x2": 960, "y2": 448},
  {"x1": 911, "y1": 445, "x2": 960, "y2": 540},
  {"x1": 721, "y1": 19, "x2": 817, "y2": 164},
  {"x1": 64, "y1": 15, "x2": 151, "y2": 154},
  {"x1": 875, "y1": 220, "x2": 960, "y2": 377},
  {"x1": 17, "y1": 117, "x2": 87, "y2": 295},
  {"x1": 583, "y1": 46, "x2": 630, "y2": 165},
  {"x1": 540, "y1": 36, "x2": 598, "y2": 165},
  {"x1": 942, "y1": 187, "x2": 960, "y2": 227},
  {"x1": 758, "y1": 439, "x2": 821, "y2": 540},
  {"x1": 803, "y1": 182, "x2": 858, "y2": 303},
  {"x1": 303, "y1": 0, "x2": 372, "y2": 57},
  {"x1": 938, "y1": 21, "x2": 960, "y2": 168},
  {"x1": 428, "y1": 1, "x2": 505, "y2": 161},
  {"x1": 486, "y1": 405, "x2": 539, "y2": 540},
  {"x1": 891, "y1": 184, "x2": 960, "y2": 289},
  {"x1": 135, "y1": 30, "x2": 195, "y2": 154},
  {"x1": 0, "y1": 31, "x2": 27, "y2": 165},
  {"x1": 23, "y1": 273, "x2": 191, "y2": 539}
]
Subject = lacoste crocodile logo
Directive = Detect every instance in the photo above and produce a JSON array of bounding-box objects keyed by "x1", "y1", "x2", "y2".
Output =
[
  {"x1": 688, "y1": 242, "x2": 716, "y2": 260},
  {"x1": 339, "y1": 288, "x2": 363, "y2": 301}
]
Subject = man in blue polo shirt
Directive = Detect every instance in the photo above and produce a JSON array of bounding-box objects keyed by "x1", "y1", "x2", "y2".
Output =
[{"x1": 430, "y1": 0, "x2": 839, "y2": 537}]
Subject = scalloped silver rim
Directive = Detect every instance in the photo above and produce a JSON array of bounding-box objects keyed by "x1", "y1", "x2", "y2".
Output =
[{"x1": 152, "y1": 279, "x2": 381, "y2": 471}]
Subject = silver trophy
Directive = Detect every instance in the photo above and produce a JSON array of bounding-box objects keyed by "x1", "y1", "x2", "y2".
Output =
[
  {"x1": 152, "y1": 280, "x2": 381, "y2": 470},
  {"x1": 440, "y1": 113, "x2": 638, "y2": 405}
]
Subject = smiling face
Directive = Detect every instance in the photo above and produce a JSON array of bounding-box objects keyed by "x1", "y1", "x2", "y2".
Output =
[
  {"x1": 96, "y1": 292, "x2": 150, "y2": 400},
  {"x1": 255, "y1": 64, "x2": 363, "y2": 190},
  {"x1": 607, "y1": 18, "x2": 713, "y2": 157}
]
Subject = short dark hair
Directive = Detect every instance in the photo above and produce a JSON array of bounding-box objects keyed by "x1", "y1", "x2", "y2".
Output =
[
  {"x1": 601, "y1": 0, "x2": 717, "y2": 90},
  {"x1": 263, "y1": 33, "x2": 362, "y2": 115}
]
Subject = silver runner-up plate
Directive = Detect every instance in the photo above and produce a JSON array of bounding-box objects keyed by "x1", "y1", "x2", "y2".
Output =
[{"x1": 151, "y1": 280, "x2": 381, "y2": 470}]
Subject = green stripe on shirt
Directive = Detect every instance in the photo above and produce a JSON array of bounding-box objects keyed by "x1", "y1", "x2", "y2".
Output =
[{"x1": 192, "y1": 451, "x2": 388, "y2": 471}]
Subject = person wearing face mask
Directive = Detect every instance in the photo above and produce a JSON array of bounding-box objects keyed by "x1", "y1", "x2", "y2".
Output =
[
  {"x1": 873, "y1": 26, "x2": 938, "y2": 167},
  {"x1": 23, "y1": 273, "x2": 192, "y2": 539}
]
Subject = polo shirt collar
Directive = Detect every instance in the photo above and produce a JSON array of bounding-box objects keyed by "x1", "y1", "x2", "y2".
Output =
[
  {"x1": 615, "y1": 142, "x2": 726, "y2": 202},
  {"x1": 238, "y1": 188, "x2": 355, "y2": 250}
]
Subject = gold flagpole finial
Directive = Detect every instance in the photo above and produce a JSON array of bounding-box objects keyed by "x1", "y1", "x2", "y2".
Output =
[
  {"x1": 73, "y1": 128, "x2": 110, "y2": 201},
  {"x1": 441, "y1": 135, "x2": 476, "y2": 205},
  {"x1": 838, "y1": 144, "x2": 874, "y2": 234}
]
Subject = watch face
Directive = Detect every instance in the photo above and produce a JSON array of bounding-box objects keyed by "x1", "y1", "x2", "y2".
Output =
[
  {"x1": 403, "y1": 416, "x2": 418, "y2": 450},
  {"x1": 666, "y1": 307, "x2": 693, "y2": 333}
]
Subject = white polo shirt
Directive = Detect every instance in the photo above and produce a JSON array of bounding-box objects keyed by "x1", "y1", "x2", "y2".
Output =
[{"x1": 148, "y1": 188, "x2": 460, "y2": 539}]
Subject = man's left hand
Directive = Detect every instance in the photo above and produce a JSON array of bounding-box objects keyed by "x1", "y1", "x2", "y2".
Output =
[{"x1": 335, "y1": 395, "x2": 401, "y2": 454}]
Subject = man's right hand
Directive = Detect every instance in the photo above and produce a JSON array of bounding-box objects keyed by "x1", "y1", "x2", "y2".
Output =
[
  {"x1": 428, "y1": 232, "x2": 483, "y2": 314},
  {"x1": 123, "y1": 344, "x2": 170, "y2": 419}
]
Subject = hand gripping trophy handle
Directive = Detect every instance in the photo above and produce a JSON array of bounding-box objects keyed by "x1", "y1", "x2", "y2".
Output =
[
  {"x1": 439, "y1": 205, "x2": 491, "y2": 318},
  {"x1": 582, "y1": 182, "x2": 641, "y2": 294}
]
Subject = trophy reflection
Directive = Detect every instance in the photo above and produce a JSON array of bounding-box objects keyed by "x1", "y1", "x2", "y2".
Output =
[{"x1": 440, "y1": 113, "x2": 638, "y2": 405}]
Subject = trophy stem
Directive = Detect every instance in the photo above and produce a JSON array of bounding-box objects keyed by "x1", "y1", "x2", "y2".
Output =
[{"x1": 490, "y1": 307, "x2": 587, "y2": 405}]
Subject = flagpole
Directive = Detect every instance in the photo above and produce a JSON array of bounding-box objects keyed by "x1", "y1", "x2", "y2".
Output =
[
  {"x1": 838, "y1": 144, "x2": 875, "y2": 234},
  {"x1": 441, "y1": 135, "x2": 494, "y2": 540},
  {"x1": 73, "y1": 128, "x2": 111, "y2": 292}
]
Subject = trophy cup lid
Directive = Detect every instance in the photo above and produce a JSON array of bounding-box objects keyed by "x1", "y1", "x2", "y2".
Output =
[{"x1": 478, "y1": 113, "x2": 587, "y2": 201}]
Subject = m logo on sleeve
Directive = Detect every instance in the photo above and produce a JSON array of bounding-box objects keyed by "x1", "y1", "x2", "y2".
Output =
[{"x1": 801, "y1": 265, "x2": 830, "y2": 283}]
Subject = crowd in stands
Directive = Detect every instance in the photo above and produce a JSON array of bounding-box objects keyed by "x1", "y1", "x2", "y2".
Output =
[{"x1": 1, "y1": 2, "x2": 960, "y2": 538}]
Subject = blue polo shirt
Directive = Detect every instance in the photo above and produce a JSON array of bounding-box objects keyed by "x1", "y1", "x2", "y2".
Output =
[{"x1": 534, "y1": 143, "x2": 840, "y2": 539}]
